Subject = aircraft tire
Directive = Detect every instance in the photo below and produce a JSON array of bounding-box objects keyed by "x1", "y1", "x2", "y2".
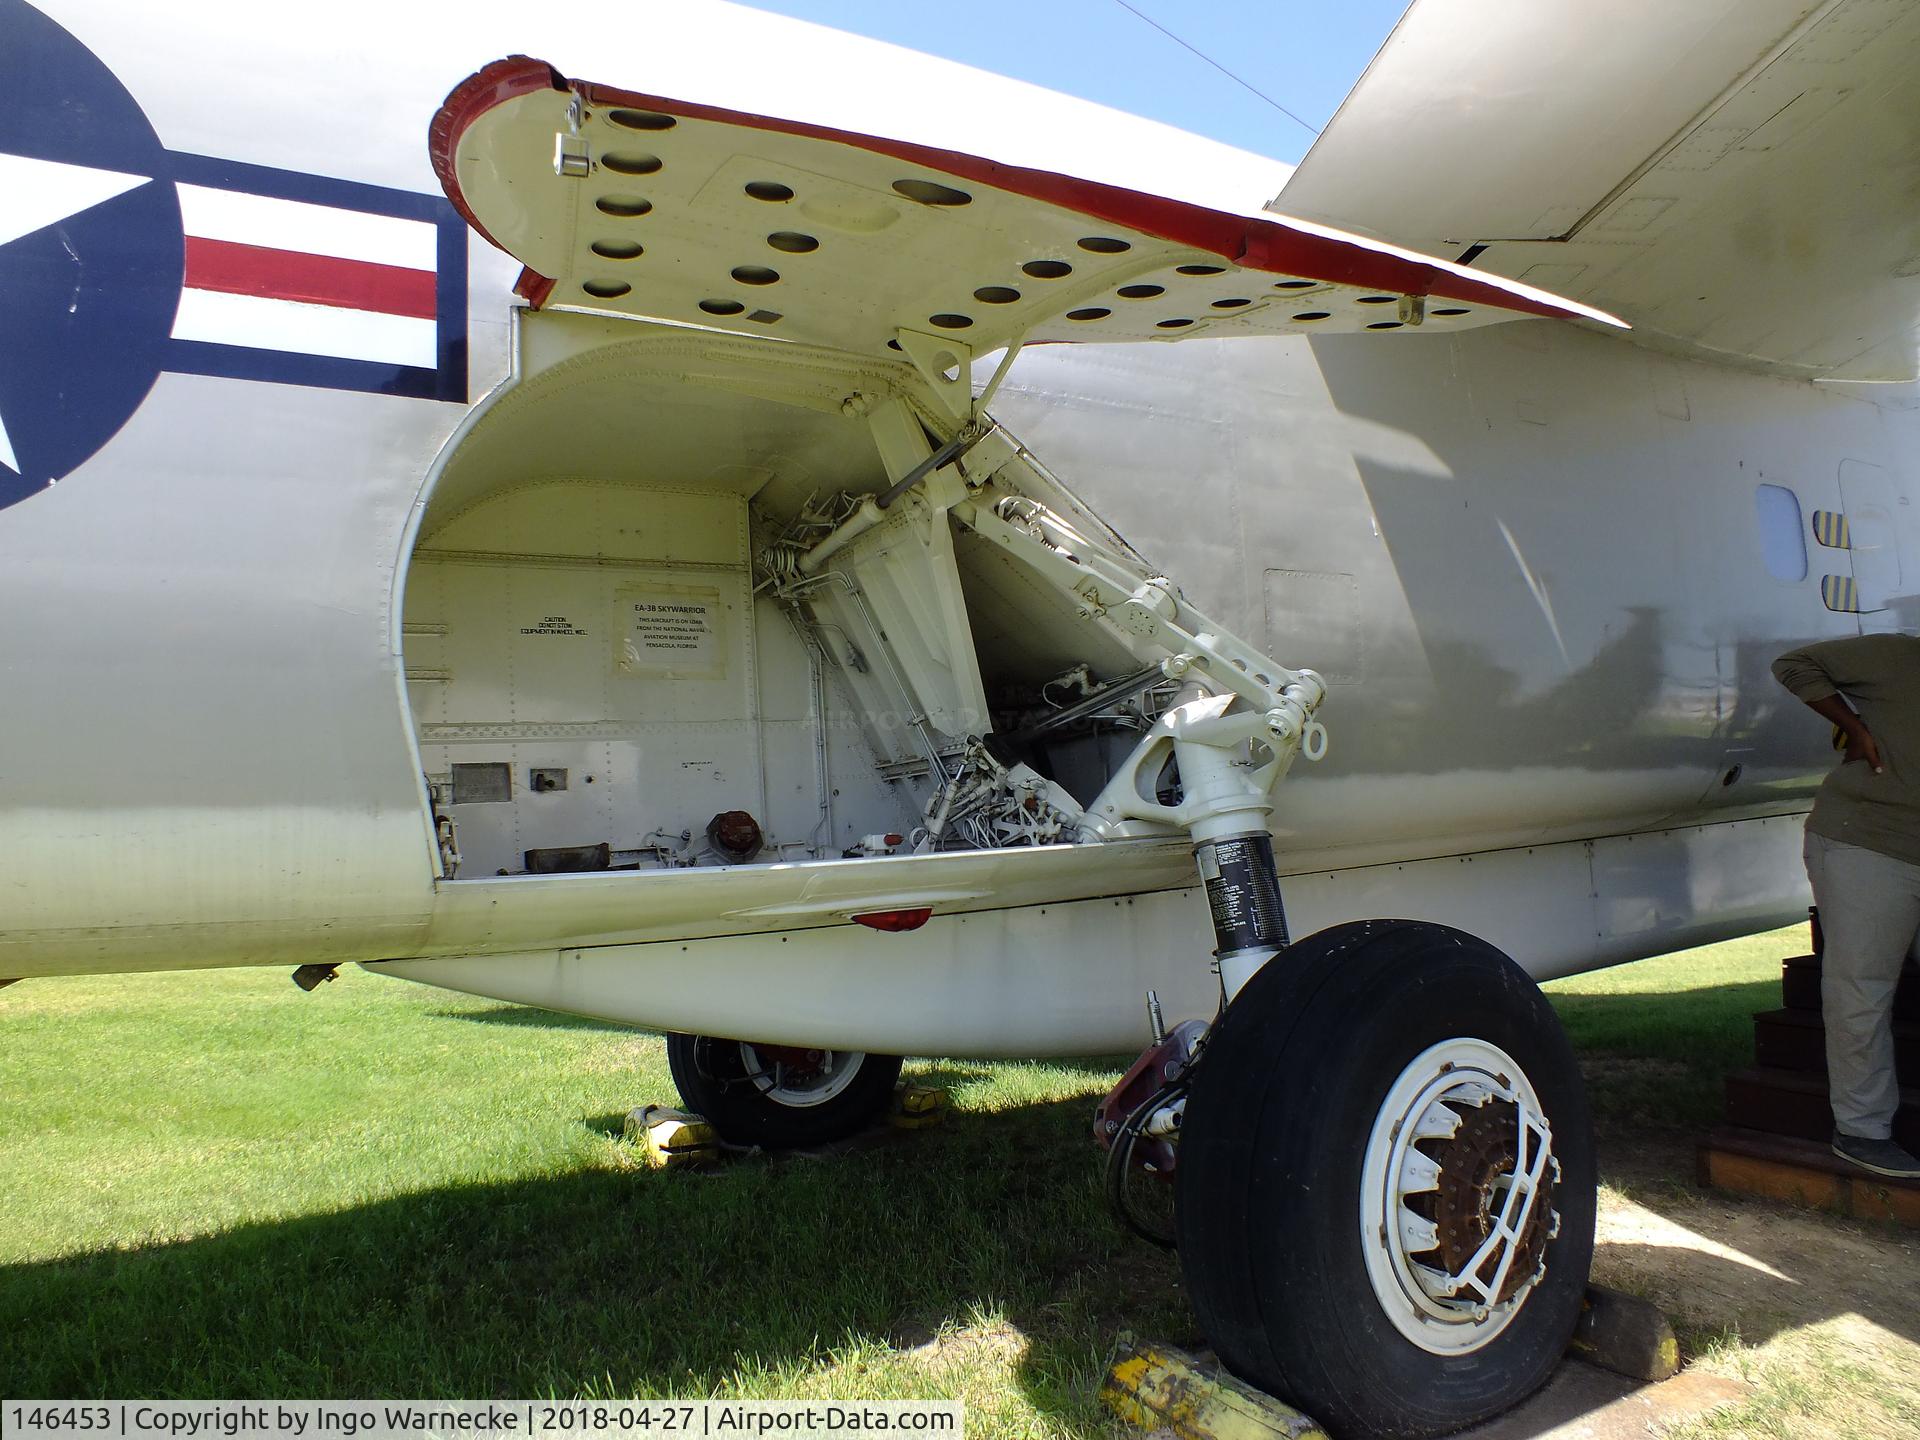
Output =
[
  {"x1": 1174, "y1": 919, "x2": 1595, "y2": 1440},
  {"x1": 665, "y1": 1034, "x2": 903, "y2": 1148}
]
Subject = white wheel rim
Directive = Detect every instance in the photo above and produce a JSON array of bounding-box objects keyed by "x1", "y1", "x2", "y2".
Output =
[
  {"x1": 737, "y1": 1044, "x2": 867, "y2": 1108},
  {"x1": 1358, "y1": 1037, "x2": 1560, "y2": 1356}
]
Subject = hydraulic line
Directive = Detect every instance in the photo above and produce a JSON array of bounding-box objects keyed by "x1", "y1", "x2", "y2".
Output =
[
  {"x1": 999, "y1": 663, "x2": 1166, "y2": 752},
  {"x1": 1105, "y1": 1077, "x2": 1188, "y2": 1249}
]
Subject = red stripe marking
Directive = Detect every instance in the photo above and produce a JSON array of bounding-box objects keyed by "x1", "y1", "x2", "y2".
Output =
[{"x1": 183, "y1": 237, "x2": 436, "y2": 320}]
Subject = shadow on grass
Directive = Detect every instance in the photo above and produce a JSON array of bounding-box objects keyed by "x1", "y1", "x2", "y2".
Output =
[
  {"x1": 1553, "y1": 978, "x2": 1784, "y2": 1135},
  {"x1": 1561, "y1": 968, "x2": 1920, "y2": 1376},
  {"x1": 11, "y1": 973, "x2": 1909, "y2": 1425},
  {"x1": 432, "y1": 1005, "x2": 646, "y2": 1033},
  {"x1": 0, "y1": 1090, "x2": 1189, "y2": 1424},
  {"x1": 8, "y1": 1077, "x2": 1909, "y2": 1418}
]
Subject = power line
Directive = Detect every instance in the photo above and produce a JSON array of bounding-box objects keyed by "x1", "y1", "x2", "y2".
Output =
[{"x1": 1106, "y1": 0, "x2": 1321, "y2": 140}]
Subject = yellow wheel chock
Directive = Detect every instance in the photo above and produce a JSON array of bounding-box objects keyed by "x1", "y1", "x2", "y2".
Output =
[
  {"x1": 1101, "y1": 1343, "x2": 1329, "y2": 1440},
  {"x1": 889, "y1": 1082, "x2": 951, "y2": 1129},
  {"x1": 624, "y1": 1105, "x2": 722, "y2": 1168}
]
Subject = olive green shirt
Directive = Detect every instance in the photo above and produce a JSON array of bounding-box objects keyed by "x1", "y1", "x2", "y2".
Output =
[{"x1": 1772, "y1": 634, "x2": 1920, "y2": 866}]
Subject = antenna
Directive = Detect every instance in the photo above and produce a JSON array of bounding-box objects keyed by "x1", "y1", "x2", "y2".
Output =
[{"x1": 1106, "y1": 0, "x2": 1322, "y2": 140}]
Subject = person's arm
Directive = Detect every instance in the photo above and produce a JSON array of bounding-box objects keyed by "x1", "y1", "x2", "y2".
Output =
[
  {"x1": 1801, "y1": 692, "x2": 1884, "y2": 773},
  {"x1": 1772, "y1": 639, "x2": 1885, "y2": 773}
]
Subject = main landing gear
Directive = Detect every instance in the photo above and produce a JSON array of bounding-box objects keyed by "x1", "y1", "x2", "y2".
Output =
[
  {"x1": 666, "y1": 1033, "x2": 903, "y2": 1148},
  {"x1": 1050, "y1": 583, "x2": 1597, "y2": 1436},
  {"x1": 1171, "y1": 920, "x2": 1594, "y2": 1438}
]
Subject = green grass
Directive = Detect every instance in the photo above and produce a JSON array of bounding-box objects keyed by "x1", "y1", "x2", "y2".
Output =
[
  {"x1": 1543, "y1": 927, "x2": 1803, "y2": 1133},
  {"x1": 0, "y1": 969, "x2": 1182, "y2": 1428},
  {"x1": 0, "y1": 926, "x2": 1813, "y2": 1429}
]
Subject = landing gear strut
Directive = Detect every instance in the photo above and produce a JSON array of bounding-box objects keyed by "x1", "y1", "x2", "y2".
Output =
[{"x1": 768, "y1": 422, "x2": 1594, "y2": 1432}]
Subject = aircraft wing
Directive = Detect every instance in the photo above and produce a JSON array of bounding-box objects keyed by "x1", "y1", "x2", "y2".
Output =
[
  {"x1": 430, "y1": 57, "x2": 1620, "y2": 359},
  {"x1": 1275, "y1": 0, "x2": 1920, "y2": 381}
]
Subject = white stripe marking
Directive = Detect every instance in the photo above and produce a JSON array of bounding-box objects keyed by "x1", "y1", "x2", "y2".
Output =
[
  {"x1": 171, "y1": 289, "x2": 438, "y2": 368},
  {"x1": 0, "y1": 407, "x2": 18, "y2": 475},
  {"x1": 176, "y1": 185, "x2": 438, "y2": 271}
]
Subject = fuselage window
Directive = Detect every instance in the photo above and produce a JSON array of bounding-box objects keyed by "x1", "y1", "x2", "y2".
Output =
[{"x1": 1754, "y1": 483, "x2": 1808, "y2": 582}]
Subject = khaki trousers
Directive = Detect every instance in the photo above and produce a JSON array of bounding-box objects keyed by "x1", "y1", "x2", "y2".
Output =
[{"x1": 1803, "y1": 831, "x2": 1920, "y2": 1140}]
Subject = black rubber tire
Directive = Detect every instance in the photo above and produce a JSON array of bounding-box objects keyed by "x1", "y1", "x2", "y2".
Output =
[
  {"x1": 665, "y1": 1034, "x2": 904, "y2": 1148},
  {"x1": 1175, "y1": 920, "x2": 1596, "y2": 1440}
]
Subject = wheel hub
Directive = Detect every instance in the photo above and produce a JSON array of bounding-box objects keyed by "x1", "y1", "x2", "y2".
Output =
[
  {"x1": 751, "y1": 1044, "x2": 827, "y2": 1080},
  {"x1": 1414, "y1": 1098, "x2": 1553, "y2": 1306},
  {"x1": 735, "y1": 1042, "x2": 867, "y2": 1108},
  {"x1": 1359, "y1": 1038, "x2": 1561, "y2": 1355}
]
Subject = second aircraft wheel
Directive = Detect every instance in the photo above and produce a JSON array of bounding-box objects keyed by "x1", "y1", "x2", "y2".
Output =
[{"x1": 666, "y1": 1033, "x2": 903, "y2": 1148}]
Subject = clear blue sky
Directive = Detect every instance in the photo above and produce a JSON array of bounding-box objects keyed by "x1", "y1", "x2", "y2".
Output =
[{"x1": 737, "y1": 0, "x2": 1411, "y2": 165}]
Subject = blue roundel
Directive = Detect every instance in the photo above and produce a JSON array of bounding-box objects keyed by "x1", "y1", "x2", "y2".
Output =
[{"x1": 0, "y1": 0, "x2": 183, "y2": 510}]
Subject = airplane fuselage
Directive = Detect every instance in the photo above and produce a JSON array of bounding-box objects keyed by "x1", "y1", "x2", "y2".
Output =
[{"x1": 1, "y1": 0, "x2": 1904, "y2": 1055}]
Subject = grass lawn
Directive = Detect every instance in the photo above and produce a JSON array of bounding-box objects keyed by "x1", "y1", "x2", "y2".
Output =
[
  {"x1": 2, "y1": 924, "x2": 1911, "y2": 1438},
  {"x1": 1545, "y1": 928, "x2": 1795, "y2": 1135}
]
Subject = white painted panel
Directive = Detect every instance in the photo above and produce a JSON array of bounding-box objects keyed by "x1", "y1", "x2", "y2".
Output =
[
  {"x1": 1279, "y1": 844, "x2": 1600, "y2": 980},
  {"x1": 423, "y1": 483, "x2": 747, "y2": 567},
  {"x1": 176, "y1": 184, "x2": 438, "y2": 269},
  {"x1": 833, "y1": 508, "x2": 990, "y2": 741},
  {"x1": 405, "y1": 480, "x2": 774, "y2": 877},
  {"x1": 1588, "y1": 815, "x2": 1808, "y2": 963},
  {"x1": 415, "y1": 561, "x2": 760, "y2": 874},
  {"x1": 171, "y1": 289, "x2": 437, "y2": 366},
  {"x1": 377, "y1": 817, "x2": 1807, "y2": 1053},
  {"x1": 1839, "y1": 458, "x2": 1906, "y2": 623},
  {"x1": 382, "y1": 886, "x2": 1221, "y2": 1056}
]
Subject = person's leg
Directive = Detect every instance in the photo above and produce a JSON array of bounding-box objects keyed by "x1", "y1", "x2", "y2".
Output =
[{"x1": 1805, "y1": 832, "x2": 1920, "y2": 1140}]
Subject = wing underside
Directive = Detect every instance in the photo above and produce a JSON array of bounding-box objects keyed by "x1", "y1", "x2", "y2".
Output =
[{"x1": 1277, "y1": 0, "x2": 1920, "y2": 381}]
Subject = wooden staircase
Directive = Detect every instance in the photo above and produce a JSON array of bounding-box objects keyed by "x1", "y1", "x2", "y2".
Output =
[{"x1": 1697, "y1": 919, "x2": 1920, "y2": 1224}]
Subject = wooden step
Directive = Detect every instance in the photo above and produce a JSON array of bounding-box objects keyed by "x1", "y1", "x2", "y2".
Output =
[
  {"x1": 1782, "y1": 953, "x2": 1920, "y2": 1019},
  {"x1": 1697, "y1": 1125, "x2": 1920, "y2": 1225},
  {"x1": 1751, "y1": 1007, "x2": 1920, "y2": 1081},
  {"x1": 1723, "y1": 1066, "x2": 1920, "y2": 1151}
]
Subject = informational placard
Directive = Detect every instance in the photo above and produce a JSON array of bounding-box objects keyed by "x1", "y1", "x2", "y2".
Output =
[
  {"x1": 518, "y1": 612, "x2": 587, "y2": 638},
  {"x1": 615, "y1": 585, "x2": 723, "y2": 677}
]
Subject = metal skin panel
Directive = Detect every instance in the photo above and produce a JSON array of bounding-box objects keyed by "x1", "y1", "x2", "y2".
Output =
[
  {"x1": 0, "y1": 0, "x2": 1913, "y2": 1059},
  {"x1": 1277, "y1": 0, "x2": 1920, "y2": 380},
  {"x1": 374, "y1": 816, "x2": 1808, "y2": 1055},
  {"x1": 1278, "y1": 0, "x2": 1827, "y2": 243}
]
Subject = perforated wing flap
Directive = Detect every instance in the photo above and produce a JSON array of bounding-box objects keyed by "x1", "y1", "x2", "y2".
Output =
[{"x1": 431, "y1": 57, "x2": 1622, "y2": 358}]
